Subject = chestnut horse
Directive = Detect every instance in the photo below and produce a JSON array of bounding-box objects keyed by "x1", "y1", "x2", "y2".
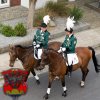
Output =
[
  {"x1": 9, "y1": 42, "x2": 61, "y2": 84},
  {"x1": 40, "y1": 47, "x2": 100, "y2": 99}
]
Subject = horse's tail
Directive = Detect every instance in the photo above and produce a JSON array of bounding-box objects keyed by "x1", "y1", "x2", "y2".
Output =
[{"x1": 88, "y1": 46, "x2": 100, "y2": 73}]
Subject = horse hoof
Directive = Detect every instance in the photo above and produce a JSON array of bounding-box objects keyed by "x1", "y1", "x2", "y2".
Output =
[
  {"x1": 80, "y1": 81, "x2": 85, "y2": 87},
  {"x1": 62, "y1": 92, "x2": 67, "y2": 97},
  {"x1": 43, "y1": 94, "x2": 49, "y2": 100},
  {"x1": 36, "y1": 80, "x2": 40, "y2": 85}
]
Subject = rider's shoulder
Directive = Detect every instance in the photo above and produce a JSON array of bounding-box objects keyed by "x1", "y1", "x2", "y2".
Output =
[
  {"x1": 36, "y1": 28, "x2": 41, "y2": 34},
  {"x1": 45, "y1": 30, "x2": 50, "y2": 35}
]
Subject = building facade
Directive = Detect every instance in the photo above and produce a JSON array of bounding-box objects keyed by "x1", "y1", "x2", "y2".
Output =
[
  {"x1": 0, "y1": 0, "x2": 57, "y2": 9},
  {"x1": 21, "y1": 0, "x2": 57, "y2": 9},
  {"x1": 0, "y1": 0, "x2": 21, "y2": 8}
]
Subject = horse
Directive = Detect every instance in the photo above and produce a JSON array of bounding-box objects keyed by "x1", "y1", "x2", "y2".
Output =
[
  {"x1": 40, "y1": 47, "x2": 100, "y2": 99},
  {"x1": 9, "y1": 41, "x2": 61, "y2": 84}
]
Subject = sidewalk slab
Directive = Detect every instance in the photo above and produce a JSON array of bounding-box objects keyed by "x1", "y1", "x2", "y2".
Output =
[{"x1": 75, "y1": 27, "x2": 100, "y2": 48}]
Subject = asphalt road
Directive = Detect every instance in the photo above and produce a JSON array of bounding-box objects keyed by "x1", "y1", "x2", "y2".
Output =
[{"x1": 0, "y1": 54, "x2": 100, "y2": 100}]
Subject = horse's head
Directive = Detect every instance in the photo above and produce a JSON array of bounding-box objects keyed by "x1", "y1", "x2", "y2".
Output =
[
  {"x1": 9, "y1": 45, "x2": 17, "y2": 67},
  {"x1": 40, "y1": 49, "x2": 60, "y2": 68}
]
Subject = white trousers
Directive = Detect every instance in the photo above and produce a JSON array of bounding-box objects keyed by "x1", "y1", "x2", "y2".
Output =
[
  {"x1": 34, "y1": 47, "x2": 42, "y2": 59},
  {"x1": 67, "y1": 53, "x2": 79, "y2": 66},
  {"x1": 37, "y1": 49, "x2": 42, "y2": 59}
]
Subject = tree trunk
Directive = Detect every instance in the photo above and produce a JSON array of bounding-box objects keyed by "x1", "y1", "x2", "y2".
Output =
[{"x1": 27, "y1": 0, "x2": 37, "y2": 30}]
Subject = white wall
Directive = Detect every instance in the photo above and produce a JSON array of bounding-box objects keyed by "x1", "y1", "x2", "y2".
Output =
[
  {"x1": 0, "y1": 0, "x2": 10, "y2": 8},
  {"x1": 68, "y1": 0, "x2": 75, "y2": 1},
  {"x1": 36, "y1": 0, "x2": 57, "y2": 9},
  {"x1": 21, "y1": 0, "x2": 57, "y2": 9},
  {"x1": 21, "y1": 0, "x2": 29, "y2": 8}
]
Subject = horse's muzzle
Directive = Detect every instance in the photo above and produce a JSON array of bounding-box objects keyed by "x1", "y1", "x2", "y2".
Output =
[{"x1": 9, "y1": 63, "x2": 14, "y2": 67}]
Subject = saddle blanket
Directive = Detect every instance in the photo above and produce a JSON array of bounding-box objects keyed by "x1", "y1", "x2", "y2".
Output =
[{"x1": 67, "y1": 53, "x2": 79, "y2": 66}]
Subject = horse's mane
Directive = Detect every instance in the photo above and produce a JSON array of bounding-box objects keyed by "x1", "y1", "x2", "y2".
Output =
[
  {"x1": 47, "y1": 48, "x2": 64, "y2": 59},
  {"x1": 15, "y1": 45, "x2": 33, "y2": 49}
]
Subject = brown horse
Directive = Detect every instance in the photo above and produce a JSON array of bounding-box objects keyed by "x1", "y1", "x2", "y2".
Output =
[
  {"x1": 40, "y1": 47, "x2": 100, "y2": 99},
  {"x1": 9, "y1": 42, "x2": 61, "y2": 84}
]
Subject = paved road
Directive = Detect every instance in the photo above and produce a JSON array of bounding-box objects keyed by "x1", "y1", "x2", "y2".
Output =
[{"x1": 0, "y1": 54, "x2": 100, "y2": 100}]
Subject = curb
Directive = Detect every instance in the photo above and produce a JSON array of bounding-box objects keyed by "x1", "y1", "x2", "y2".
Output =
[{"x1": 85, "y1": 2, "x2": 100, "y2": 13}]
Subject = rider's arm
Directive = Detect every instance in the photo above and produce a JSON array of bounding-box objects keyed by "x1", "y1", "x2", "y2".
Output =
[
  {"x1": 33, "y1": 30, "x2": 39, "y2": 46},
  {"x1": 62, "y1": 36, "x2": 69, "y2": 48},
  {"x1": 68, "y1": 37, "x2": 77, "y2": 51},
  {"x1": 42, "y1": 32, "x2": 50, "y2": 46},
  {"x1": 58, "y1": 37, "x2": 67, "y2": 53}
]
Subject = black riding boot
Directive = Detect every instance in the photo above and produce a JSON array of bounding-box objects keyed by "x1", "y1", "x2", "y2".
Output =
[{"x1": 68, "y1": 65, "x2": 73, "y2": 77}]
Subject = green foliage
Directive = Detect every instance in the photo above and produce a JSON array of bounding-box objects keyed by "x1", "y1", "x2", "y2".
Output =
[
  {"x1": 69, "y1": 7, "x2": 83, "y2": 22},
  {"x1": 1, "y1": 25, "x2": 15, "y2": 37},
  {"x1": 0, "y1": 23, "x2": 4, "y2": 33},
  {"x1": 45, "y1": 1, "x2": 68, "y2": 16},
  {"x1": 14, "y1": 23, "x2": 27, "y2": 36},
  {"x1": 0, "y1": 23, "x2": 27, "y2": 37},
  {"x1": 33, "y1": 1, "x2": 70, "y2": 27}
]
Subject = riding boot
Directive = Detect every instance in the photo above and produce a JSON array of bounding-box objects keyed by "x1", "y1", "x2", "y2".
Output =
[{"x1": 68, "y1": 65, "x2": 72, "y2": 77}]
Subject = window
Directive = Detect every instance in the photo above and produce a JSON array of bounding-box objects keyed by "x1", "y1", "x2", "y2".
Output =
[{"x1": 0, "y1": 0, "x2": 10, "y2": 8}]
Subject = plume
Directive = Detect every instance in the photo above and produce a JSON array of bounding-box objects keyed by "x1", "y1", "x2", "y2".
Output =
[
  {"x1": 43, "y1": 15, "x2": 51, "y2": 25},
  {"x1": 66, "y1": 16, "x2": 75, "y2": 31}
]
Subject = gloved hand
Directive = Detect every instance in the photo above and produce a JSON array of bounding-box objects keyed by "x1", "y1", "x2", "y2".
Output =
[
  {"x1": 58, "y1": 47, "x2": 66, "y2": 53},
  {"x1": 58, "y1": 47, "x2": 62, "y2": 53},
  {"x1": 33, "y1": 41, "x2": 36, "y2": 46},
  {"x1": 62, "y1": 47, "x2": 66, "y2": 52},
  {"x1": 36, "y1": 44, "x2": 40, "y2": 48}
]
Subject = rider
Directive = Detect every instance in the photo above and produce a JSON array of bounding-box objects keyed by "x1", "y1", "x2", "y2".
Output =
[
  {"x1": 58, "y1": 16, "x2": 78, "y2": 77},
  {"x1": 33, "y1": 15, "x2": 51, "y2": 60}
]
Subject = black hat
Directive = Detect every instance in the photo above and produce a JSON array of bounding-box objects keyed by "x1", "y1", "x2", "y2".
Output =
[
  {"x1": 65, "y1": 28, "x2": 73, "y2": 33},
  {"x1": 41, "y1": 23, "x2": 47, "y2": 28}
]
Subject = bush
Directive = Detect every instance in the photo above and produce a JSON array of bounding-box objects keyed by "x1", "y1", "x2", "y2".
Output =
[
  {"x1": 14, "y1": 23, "x2": 27, "y2": 36},
  {"x1": 0, "y1": 24, "x2": 3, "y2": 33},
  {"x1": 1, "y1": 25, "x2": 15, "y2": 37},
  {"x1": 45, "y1": 1, "x2": 68, "y2": 16},
  {"x1": 69, "y1": 6, "x2": 83, "y2": 22}
]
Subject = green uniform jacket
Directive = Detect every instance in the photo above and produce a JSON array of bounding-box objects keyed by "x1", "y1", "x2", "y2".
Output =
[
  {"x1": 33, "y1": 29, "x2": 50, "y2": 49},
  {"x1": 62, "y1": 34, "x2": 77, "y2": 54}
]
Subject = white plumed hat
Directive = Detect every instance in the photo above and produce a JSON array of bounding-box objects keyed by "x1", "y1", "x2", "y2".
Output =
[
  {"x1": 43, "y1": 15, "x2": 51, "y2": 25},
  {"x1": 65, "y1": 16, "x2": 75, "y2": 32},
  {"x1": 40, "y1": 15, "x2": 51, "y2": 27}
]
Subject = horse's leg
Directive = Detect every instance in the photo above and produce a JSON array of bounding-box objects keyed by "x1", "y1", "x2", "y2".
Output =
[
  {"x1": 44, "y1": 74, "x2": 53, "y2": 99},
  {"x1": 61, "y1": 76, "x2": 67, "y2": 97},
  {"x1": 31, "y1": 69, "x2": 40, "y2": 85},
  {"x1": 25, "y1": 71, "x2": 30, "y2": 82},
  {"x1": 81, "y1": 68, "x2": 89, "y2": 87}
]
